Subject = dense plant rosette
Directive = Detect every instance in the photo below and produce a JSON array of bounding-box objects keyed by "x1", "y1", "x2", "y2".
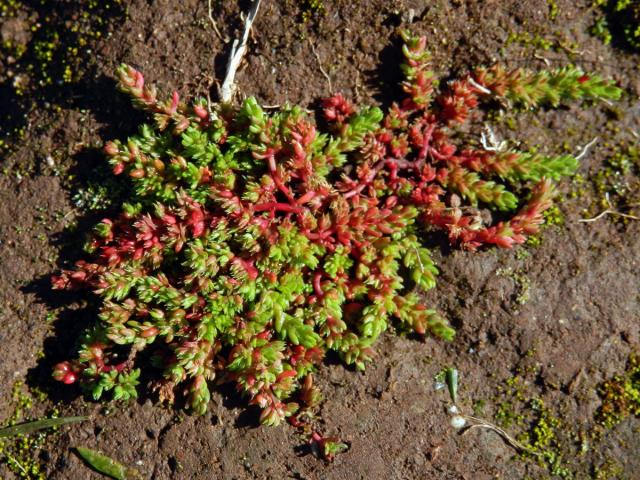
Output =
[{"x1": 52, "y1": 33, "x2": 621, "y2": 426}]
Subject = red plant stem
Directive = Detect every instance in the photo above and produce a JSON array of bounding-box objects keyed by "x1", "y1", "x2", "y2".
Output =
[
  {"x1": 267, "y1": 153, "x2": 277, "y2": 172},
  {"x1": 343, "y1": 159, "x2": 386, "y2": 199},
  {"x1": 254, "y1": 202, "x2": 304, "y2": 213},
  {"x1": 296, "y1": 190, "x2": 317, "y2": 205},
  {"x1": 417, "y1": 123, "x2": 435, "y2": 162},
  {"x1": 100, "y1": 361, "x2": 127, "y2": 373},
  {"x1": 267, "y1": 152, "x2": 295, "y2": 201},
  {"x1": 343, "y1": 183, "x2": 367, "y2": 200},
  {"x1": 273, "y1": 172, "x2": 295, "y2": 202},
  {"x1": 428, "y1": 146, "x2": 448, "y2": 161},
  {"x1": 313, "y1": 272, "x2": 324, "y2": 298}
]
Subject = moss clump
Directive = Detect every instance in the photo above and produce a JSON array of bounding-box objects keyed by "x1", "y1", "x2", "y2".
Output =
[
  {"x1": 525, "y1": 399, "x2": 573, "y2": 478},
  {"x1": 493, "y1": 371, "x2": 575, "y2": 478},
  {"x1": 596, "y1": 353, "x2": 640, "y2": 429},
  {"x1": 0, "y1": 0, "x2": 126, "y2": 158},
  {"x1": 591, "y1": 0, "x2": 640, "y2": 50},
  {"x1": 543, "y1": 204, "x2": 565, "y2": 226},
  {"x1": 506, "y1": 31, "x2": 555, "y2": 51},
  {"x1": 496, "y1": 267, "x2": 532, "y2": 306},
  {"x1": 588, "y1": 143, "x2": 639, "y2": 221},
  {"x1": 547, "y1": 0, "x2": 560, "y2": 20},
  {"x1": 72, "y1": 176, "x2": 127, "y2": 212},
  {"x1": 298, "y1": 0, "x2": 325, "y2": 24},
  {"x1": 569, "y1": 140, "x2": 639, "y2": 223},
  {"x1": 505, "y1": 29, "x2": 580, "y2": 55},
  {"x1": 494, "y1": 375, "x2": 528, "y2": 427},
  {"x1": 568, "y1": 173, "x2": 587, "y2": 199},
  {"x1": 0, "y1": 0, "x2": 125, "y2": 91},
  {"x1": 493, "y1": 353, "x2": 640, "y2": 478},
  {"x1": 524, "y1": 202, "x2": 564, "y2": 247},
  {"x1": 284, "y1": 0, "x2": 325, "y2": 31},
  {"x1": 593, "y1": 458, "x2": 625, "y2": 479},
  {"x1": 525, "y1": 234, "x2": 543, "y2": 247}
]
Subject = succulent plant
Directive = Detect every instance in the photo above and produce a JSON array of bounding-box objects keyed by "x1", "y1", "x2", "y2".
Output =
[{"x1": 52, "y1": 32, "x2": 621, "y2": 430}]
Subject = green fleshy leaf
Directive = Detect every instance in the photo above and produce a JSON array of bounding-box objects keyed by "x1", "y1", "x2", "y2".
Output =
[{"x1": 75, "y1": 447, "x2": 141, "y2": 480}]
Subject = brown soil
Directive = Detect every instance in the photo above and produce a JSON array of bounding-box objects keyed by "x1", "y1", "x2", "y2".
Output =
[{"x1": 1, "y1": 0, "x2": 639, "y2": 479}]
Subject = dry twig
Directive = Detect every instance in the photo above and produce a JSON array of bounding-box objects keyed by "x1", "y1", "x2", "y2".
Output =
[
  {"x1": 575, "y1": 136, "x2": 598, "y2": 161},
  {"x1": 309, "y1": 39, "x2": 333, "y2": 94},
  {"x1": 460, "y1": 415, "x2": 538, "y2": 456},
  {"x1": 579, "y1": 209, "x2": 639, "y2": 223},
  {"x1": 579, "y1": 193, "x2": 640, "y2": 223},
  {"x1": 207, "y1": 0, "x2": 225, "y2": 42}
]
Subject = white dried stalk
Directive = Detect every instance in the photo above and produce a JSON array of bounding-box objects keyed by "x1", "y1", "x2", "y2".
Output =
[
  {"x1": 220, "y1": 0, "x2": 262, "y2": 103},
  {"x1": 575, "y1": 136, "x2": 598, "y2": 161},
  {"x1": 480, "y1": 125, "x2": 507, "y2": 152}
]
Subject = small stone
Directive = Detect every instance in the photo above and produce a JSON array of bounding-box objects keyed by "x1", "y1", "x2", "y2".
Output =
[{"x1": 450, "y1": 415, "x2": 466, "y2": 429}]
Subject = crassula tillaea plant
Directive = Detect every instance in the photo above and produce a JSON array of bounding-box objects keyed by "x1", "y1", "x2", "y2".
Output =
[{"x1": 52, "y1": 32, "x2": 621, "y2": 428}]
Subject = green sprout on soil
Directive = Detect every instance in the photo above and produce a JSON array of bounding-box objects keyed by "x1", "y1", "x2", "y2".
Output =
[
  {"x1": 437, "y1": 367, "x2": 536, "y2": 456},
  {"x1": 51, "y1": 32, "x2": 621, "y2": 433},
  {"x1": 72, "y1": 179, "x2": 126, "y2": 212}
]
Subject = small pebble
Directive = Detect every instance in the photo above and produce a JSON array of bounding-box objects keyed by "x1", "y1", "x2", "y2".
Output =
[{"x1": 450, "y1": 415, "x2": 466, "y2": 429}]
